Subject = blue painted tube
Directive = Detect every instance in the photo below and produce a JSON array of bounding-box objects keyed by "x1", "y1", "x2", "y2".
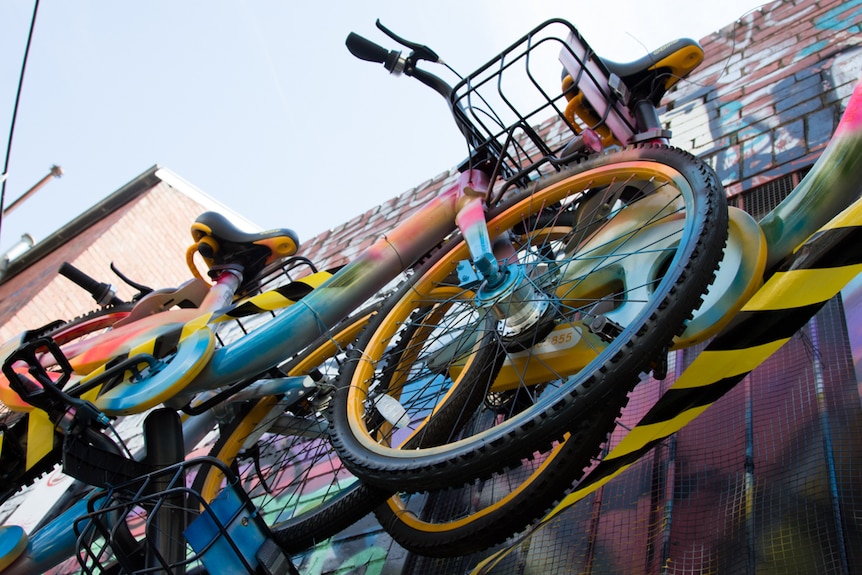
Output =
[
  {"x1": 1, "y1": 498, "x2": 93, "y2": 575},
  {"x1": 189, "y1": 186, "x2": 462, "y2": 392}
]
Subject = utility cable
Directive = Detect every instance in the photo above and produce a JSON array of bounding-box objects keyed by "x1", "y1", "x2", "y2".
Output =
[{"x1": 1, "y1": 0, "x2": 41, "y2": 242}]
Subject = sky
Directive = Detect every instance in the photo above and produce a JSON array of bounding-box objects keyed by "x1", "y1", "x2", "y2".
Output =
[{"x1": 0, "y1": 0, "x2": 768, "y2": 255}]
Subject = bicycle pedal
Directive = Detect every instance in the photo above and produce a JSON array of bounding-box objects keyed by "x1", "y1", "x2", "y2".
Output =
[
  {"x1": 2, "y1": 337, "x2": 74, "y2": 416},
  {"x1": 586, "y1": 315, "x2": 623, "y2": 343}
]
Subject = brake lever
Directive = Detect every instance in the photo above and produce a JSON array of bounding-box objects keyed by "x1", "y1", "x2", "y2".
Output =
[
  {"x1": 110, "y1": 262, "x2": 153, "y2": 300},
  {"x1": 375, "y1": 19, "x2": 439, "y2": 63}
]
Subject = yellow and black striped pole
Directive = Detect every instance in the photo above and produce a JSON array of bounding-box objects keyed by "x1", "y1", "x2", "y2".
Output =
[{"x1": 472, "y1": 197, "x2": 862, "y2": 574}]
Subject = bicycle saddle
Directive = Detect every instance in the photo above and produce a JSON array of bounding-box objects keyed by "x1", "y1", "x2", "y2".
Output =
[
  {"x1": 560, "y1": 34, "x2": 704, "y2": 149},
  {"x1": 191, "y1": 211, "x2": 300, "y2": 280},
  {"x1": 603, "y1": 38, "x2": 704, "y2": 104}
]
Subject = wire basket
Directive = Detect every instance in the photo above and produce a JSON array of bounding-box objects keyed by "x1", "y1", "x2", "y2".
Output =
[
  {"x1": 451, "y1": 18, "x2": 637, "y2": 195},
  {"x1": 73, "y1": 456, "x2": 292, "y2": 575}
]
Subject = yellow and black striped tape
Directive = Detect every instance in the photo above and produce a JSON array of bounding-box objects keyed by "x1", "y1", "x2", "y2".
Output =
[
  {"x1": 472, "y1": 202, "x2": 862, "y2": 574},
  {"x1": 215, "y1": 268, "x2": 336, "y2": 320},
  {"x1": 80, "y1": 326, "x2": 188, "y2": 382}
]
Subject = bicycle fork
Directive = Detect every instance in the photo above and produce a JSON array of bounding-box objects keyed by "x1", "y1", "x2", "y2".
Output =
[{"x1": 454, "y1": 169, "x2": 552, "y2": 340}]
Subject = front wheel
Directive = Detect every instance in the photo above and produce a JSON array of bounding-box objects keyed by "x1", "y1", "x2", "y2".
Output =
[{"x1": 329, "y1": 144, "x2": 728, "y2": 491}]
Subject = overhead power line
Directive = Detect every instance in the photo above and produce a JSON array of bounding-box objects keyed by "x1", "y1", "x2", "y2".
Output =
[{"x1": 0, "y1": 0, "x2": 42, "y2": 242}]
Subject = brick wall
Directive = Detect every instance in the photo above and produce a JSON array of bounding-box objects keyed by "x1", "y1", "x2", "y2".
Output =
[
  {"x1": 664, "y1": 0, "x2": 862, "y2": 196},
  {"x1": 0, "y1": 180, "x2": 219, "y2": 341},
  {"x1": 296, "y1": 167, "x2": 458, "y2": 270},
  {"x1": 297, "y1": 0, "x2": 862, "y2": 274}
]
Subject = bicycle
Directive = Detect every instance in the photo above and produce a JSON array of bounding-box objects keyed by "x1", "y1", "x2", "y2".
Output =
[
  {"x1": 322, "y1": 18, "x2": 862, "y2": 558},
  {"x1": 178, "y1": 14, "x2": 730, "y2": 553},
  {"x1": 0, "y1": 15, "x2": 731, "y2": 570},
  {"x1": 199, "y1": 16, "x2": 862, "y2": 564},
  {"x1": 0, "y1": 245, "x2": 370, "y2": 572}
]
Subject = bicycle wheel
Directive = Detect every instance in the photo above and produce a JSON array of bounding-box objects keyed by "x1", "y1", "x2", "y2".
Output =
[
  {"x1": 197, "y1": 273, "x2": 513, "y2": 552},
  {"x1": 374, "y1": 398, "x2": 624, "y2": 556},
  {"x1": 192, "y1": 309, "x2": 392, "y2": 553},
  {"x1": 329, "y1": 144, "x2": 728, "y2": 491}
]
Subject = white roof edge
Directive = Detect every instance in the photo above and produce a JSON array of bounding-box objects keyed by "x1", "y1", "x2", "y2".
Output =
[{"x1": 154, "y1": 167, "x2": 261, "y2": 232}]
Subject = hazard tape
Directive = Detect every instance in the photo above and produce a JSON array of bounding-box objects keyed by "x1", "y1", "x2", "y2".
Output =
[
  {"x1": 471, "y1": 201, "x2": 862, "y2": 574},
  {"x1": 217, "y1": 268, "x2": 336, "y2": 319}
]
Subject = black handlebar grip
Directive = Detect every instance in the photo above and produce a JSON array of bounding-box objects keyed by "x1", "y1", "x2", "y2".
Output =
[
  {"x1": 346, "y1": 32, "x2": 391, "y2": 64},
  {"x1": 58, "y1": 262, "x2": 123, "y2": 306},
  {"x1": 59, "y1": 262, "x2": 103, "y2": 294}
]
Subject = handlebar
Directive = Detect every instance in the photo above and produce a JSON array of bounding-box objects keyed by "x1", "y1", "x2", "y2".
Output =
[
  {"x1": 345, "y1": 27, "x2": 446, "y2": 97},
  {"x1": 346, "y1": 32, "x2": 404, "y2": 73},
  {"x1": 59, "y1": 262, "x2": 124, "y2": 307},
  {"x1": 346, "y1": 22, "x2": 495, "y2": 166}
]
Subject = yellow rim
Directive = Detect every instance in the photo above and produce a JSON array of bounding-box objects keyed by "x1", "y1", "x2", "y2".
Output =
[
  {"x1": 345, "y1": 160, "x2": 694, "y2": 459},
  {"x1": 384, "y1": 434, "x2": 570, "y2": 532},
  {"x1": 197, "y1": 312, "x2": 372, "y2": 503}
]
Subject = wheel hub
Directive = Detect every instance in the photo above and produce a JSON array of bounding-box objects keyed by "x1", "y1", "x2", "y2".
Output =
[{"x1": 474, "y1": 265, "x2": 552, "y2": 339}]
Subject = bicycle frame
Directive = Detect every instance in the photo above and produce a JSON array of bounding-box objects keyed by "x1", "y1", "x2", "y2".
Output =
[{"x1": 188, "y1": 169, "x2": 498, "y2": 395}]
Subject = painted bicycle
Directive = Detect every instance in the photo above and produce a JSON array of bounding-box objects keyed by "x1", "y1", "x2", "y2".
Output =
[
  {"x1": 0, "y1": 237, "x2": 368, "y2": 573},
  {"x1": 321, "y1": 18, "x2": 862, "y2": 559},
  {"x1": 0, "y1": 16, "x2": 744, "y2": 572}
]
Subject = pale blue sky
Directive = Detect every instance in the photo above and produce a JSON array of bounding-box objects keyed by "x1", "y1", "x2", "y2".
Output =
[{"x1": 0, "y1": 0, "x2": 766, "y2": 254}]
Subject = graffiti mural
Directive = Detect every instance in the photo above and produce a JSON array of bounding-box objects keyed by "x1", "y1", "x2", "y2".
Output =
[{"x1": 665, "y1": 3, "x2": 862, "y2": 191}]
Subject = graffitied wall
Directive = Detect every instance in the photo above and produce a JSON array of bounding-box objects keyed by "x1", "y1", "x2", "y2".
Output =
[
  {"x1": 284, "y1": 1, "x2": 862, "y2": 574},
  {"x1": 664, "y1": 0, "x2": 862, "y2": 191}
]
